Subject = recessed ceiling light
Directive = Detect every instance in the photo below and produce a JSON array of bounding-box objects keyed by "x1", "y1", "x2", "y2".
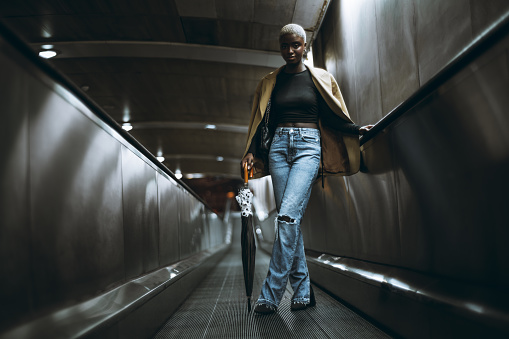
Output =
[
  {"x1": 216, "y1": 156, "x2": 224, "y2": 162},
  {"x1": 156, "y1": 156, "x2": 165, "y2": 162},
  {"x1": 205, "y1": 124, "x2": 216, "y2": 130},
  {"x1": 121, "y1": 123, "x2": 133, "y2": 131},
  {"x1": 175, "y1": 169, "x2": 183, "y2": 179},
  {"x1": 38, "y1": 50, "x2": 58, "y2": 59}
]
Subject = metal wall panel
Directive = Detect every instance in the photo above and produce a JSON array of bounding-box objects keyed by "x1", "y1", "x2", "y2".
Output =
[
  {"x1": 375, "y1": 0, "x2": 419, "y2": 115},
  {"x1": 309, "y1": 0, "x2": 509, "y2": 285},
  {"x1": 0, "y1": 52, "x2": 30, "y2": 330},
  {"x1": 29, "y1": 78, "x2": 125, "y2": 308},
  {"x1": 415, "y1": 0, "x2": 472, "y2": 84},
  {"x1": 178, "y1": 190, "x2": 202, "y2": 259},
  {"x1": 208, "y1": 212, "x2": 222, "y2": 248},
  {"x1": 158, "y1": 173, "x2": 180, "y2": 266},
  {"x1": 347, "y1": 171, "x2": 400, "y2": 262},
  {"x1": 0, "y1": 26, "x2": 228, "y2": 333},
  {"x1": 300, "y1": 184, "x2": 327, "y2": 252},
  {"x1": 322, "y1": 177, "x2": 352, "y2": 256},
  {"x1": 470, "y1": 0, "x2": 509, "y2": 36},
  {"x1": 349, "y1": 0, "x2": 383, "y2": 124},
  {"x1": 392, "y1": 141, "x2": 429, "y2": 271},
  {"x1": 121, "y1": 146, "x2": 159, "y2": 279}
]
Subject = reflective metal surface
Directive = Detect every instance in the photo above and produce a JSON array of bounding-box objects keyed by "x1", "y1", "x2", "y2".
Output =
[
  {"x1": 415, "y1": 0, "x2": 472, "y2": 84},
  {"x1": 312, "y1": 0, "x2": 509, "y2": 281},
  {"x1": 307, "y1": 252, "x2": 509, "y2": 338},
  {"x1": 305, "y1": 1, "x2": 509, "y2": 337},
  {"x1": 29, "y1": 75, "x2": 125, "y2": 309},
  {"x1": 375, "y1": 0, "x2": 419, "y2": 115},
  {"x1": 121, "y1": 146, "x2": 159, "y2": 278},
  {"x1": 0, "y1": 244, "x2": 229, "y2": 339},
  {"x1": 158, "y1": 173, "x2": 181, "y2": 267},
  {"x1": 0, "y1": 51, "x2": 30, "y2": 330},
  {"x1": 0, "y1": 20, "x2": 228, "y2": 336}
]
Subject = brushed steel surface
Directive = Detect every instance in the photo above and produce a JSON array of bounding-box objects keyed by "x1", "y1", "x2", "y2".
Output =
[
  {"x1": 415, "y1": 0, "x2": 473, "y2": 84},
  {"x1": 121, "y1": 146, "x2": 159, "y2": 278},
  {"x1": 349, "y1": 0, "x2": 383, "y2": 123},
  {"x1": 375, "y1": 0, "x2": 419, "y2": 115},
  {"x1": 29, "y1": 77, "x2": 125, "y2": 308},
  {"x1": 178, "y1": 190, "x2": 203, "y2": 260},
  {"x1": 158, "y1": 173, "x2": 180, "y2": 266},
  {"x1": 306, "y1": 15, "x2": 509, "y2": 286},
  {"x1": 307, "y1": 252, "x2": 509, "y2": 338},
  {"x1": 0, "y1": 20, "x2": 230, "y2": 336},
  {"x1": 208, "y1": 212, "x2": 223, "y2": 248},
  {"x1": 0, "y1": 52, "x2": 30, "y2": 330},
  {"x1": 0, "y1": 244, "x2": 229, "y2": 339},
  {"x1": 347, "y1": 172, "x2": 400, "y2": 262},
  {"x1": 332, "y1": 0, "x2": 360, "y2": 122},
  {"x1": 470, "y1": 0, "x2": 509, "y2": 36}
]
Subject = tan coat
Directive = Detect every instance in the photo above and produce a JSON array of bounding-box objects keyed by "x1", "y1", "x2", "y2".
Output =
[{"x1": 243, "y1": 65, "x2": 360, "y2": 179}]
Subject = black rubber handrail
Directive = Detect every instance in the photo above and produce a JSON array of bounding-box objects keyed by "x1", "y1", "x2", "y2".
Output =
[
  {"x1": 360, "y1": 10, "x2": 509, "y2": 146},
  {"x1": 0, "y1": 20, "x2": 214, "y2": 211}
]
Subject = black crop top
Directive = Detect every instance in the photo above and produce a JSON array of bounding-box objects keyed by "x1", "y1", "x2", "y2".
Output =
[
  {"x1": 247, "y1": 69, "x2": 360, "y2": 155},
  {"x1": 272, "y1": 69, "x2": 319, "y2": 125}
]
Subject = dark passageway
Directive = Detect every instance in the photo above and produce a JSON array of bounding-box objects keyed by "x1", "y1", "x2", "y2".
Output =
[{"x1": 1, "y1": 1, "x2": 509, "y2": 338}]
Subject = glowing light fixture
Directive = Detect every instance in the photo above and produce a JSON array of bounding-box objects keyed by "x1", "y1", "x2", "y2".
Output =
[
  {"x1": 39, "y1": 50, "x2": 58, "y2": 59},
  {"x1": 205, "y1": 124, "x2": 216, "y2": 130},
  {"x1": 216, "y1": 156, "x2": 224, "y2": 162},
  {"x1": 121, "y1": 123, "x2": 133, "y2": 131},
  {"x1": 175, "y1": 169, "x2": 183, "y2": 179},
  {"x1": 156, "y1": 156, "x2": 165, "y2": 162}
]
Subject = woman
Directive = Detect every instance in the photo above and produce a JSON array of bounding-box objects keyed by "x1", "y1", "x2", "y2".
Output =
[{"x1": 240, "y1": 24, "x2": 372, "y2": 314}]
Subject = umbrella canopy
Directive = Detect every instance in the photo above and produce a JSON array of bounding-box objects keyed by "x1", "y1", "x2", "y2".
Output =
[{"x1": 236, "y1": 165, "x2": 256, "y2": 311}]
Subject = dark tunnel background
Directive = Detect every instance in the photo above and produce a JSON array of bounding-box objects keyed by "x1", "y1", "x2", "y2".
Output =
[{"x1": 1, "y1": 1, "x2": 509, "y2": 338}]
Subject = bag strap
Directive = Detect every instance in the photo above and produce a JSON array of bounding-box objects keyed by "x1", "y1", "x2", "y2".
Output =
[{"x1": 264, "y1": 98, "x2": 271, "y2": 124}]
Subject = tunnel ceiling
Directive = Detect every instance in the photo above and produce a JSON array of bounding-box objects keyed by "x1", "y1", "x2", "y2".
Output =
[{"x1": 0, "y1": 0, "x2": 330, "y2": 212}]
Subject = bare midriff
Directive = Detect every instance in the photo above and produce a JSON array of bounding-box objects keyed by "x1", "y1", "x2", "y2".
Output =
[{"x1": 277, "y1": 122, "x2": 318, "y2": 129}]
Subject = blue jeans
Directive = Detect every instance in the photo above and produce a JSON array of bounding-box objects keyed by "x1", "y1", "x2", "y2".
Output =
[{"x1": 257, "y1": 127, "x2": 321, "y2": 309}]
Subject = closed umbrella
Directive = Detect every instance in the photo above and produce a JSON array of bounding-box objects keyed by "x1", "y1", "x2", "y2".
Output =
[{"x1": 236, "y1": 164, "x2": 256, "y2": 311}]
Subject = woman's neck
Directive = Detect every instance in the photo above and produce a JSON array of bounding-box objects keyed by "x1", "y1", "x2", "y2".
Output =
[{"x1": 284, "y1": 62, "x2": 306, "y2": 73}]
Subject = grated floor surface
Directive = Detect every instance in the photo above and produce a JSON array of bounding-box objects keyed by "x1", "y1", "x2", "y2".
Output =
[{"x1": 153, "y1": 243, "x2": 392, "y2": 339}]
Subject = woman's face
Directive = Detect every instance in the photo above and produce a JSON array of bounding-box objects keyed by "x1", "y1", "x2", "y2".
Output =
[{"x1": 279, "y1": 33, "x2": 306, "y2": 65}]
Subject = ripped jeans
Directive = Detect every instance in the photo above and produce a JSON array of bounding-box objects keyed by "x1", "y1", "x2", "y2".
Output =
[{"x1": 257, "y1": 127, "x2": 321, "y2": 309}]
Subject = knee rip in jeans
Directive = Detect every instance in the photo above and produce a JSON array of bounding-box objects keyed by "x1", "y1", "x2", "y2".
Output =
[{"x1": 277, "y1": 215, "x2": 296, "y2": 223}]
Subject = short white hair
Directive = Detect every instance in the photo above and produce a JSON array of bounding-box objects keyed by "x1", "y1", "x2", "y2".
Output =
[{"x1": 279, "y1": 23, "x2": 306, "y2": 43}]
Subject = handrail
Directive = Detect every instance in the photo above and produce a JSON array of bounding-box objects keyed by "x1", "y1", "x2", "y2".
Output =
[
  {"x1": 360, "y1": 10, "x2": 509, "y2": 146},
  {"x1": 0, "y1": 19, "x2": 214, "y2": 211}
]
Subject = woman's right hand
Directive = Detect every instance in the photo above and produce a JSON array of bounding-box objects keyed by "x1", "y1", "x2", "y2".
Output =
[{"x1": 240, "y1": 153, "x2": 255, "y2": 172}]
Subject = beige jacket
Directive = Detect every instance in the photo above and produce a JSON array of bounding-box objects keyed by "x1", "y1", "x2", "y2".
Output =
[{"x1": 243, "y1": 65, "x2": 360, "y2": 179}]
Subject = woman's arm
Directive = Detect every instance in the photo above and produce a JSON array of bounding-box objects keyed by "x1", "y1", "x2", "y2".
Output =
[
  {"x1": 318, "y1": 94, "x2": 373, "y2": 135},
  {"x1": 319, "y1": 95, "x2": 361, "y2": 134}
]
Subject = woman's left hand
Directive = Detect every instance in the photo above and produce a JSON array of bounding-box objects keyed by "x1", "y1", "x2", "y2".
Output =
[{"x1": 359, "y1": 125, "x2": 374, "y2": 135}]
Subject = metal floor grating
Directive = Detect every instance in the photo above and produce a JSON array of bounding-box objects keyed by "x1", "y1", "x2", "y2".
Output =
[{"x1": 153, "y1": 243, "x2": 392, "y2": 339}]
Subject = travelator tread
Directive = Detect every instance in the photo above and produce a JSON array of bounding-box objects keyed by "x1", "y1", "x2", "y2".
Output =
[{"x1": 153, "y1": 243, "x2": 392, "y2": 339}]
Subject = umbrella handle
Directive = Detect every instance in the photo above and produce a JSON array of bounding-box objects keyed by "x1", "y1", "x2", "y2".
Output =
[{"x1": 243, "y1": 163, "x2": 253, "y2": 184}]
